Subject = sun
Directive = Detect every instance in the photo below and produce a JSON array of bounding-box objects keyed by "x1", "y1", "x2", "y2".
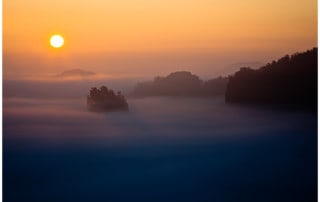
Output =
[{"x1": 50, "y1": 34, "x2": 64, "y2": 48}]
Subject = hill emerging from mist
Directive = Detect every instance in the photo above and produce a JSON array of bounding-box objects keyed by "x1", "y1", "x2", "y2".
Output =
[
  {"x1": 225, "y1": 47, "x2": 317, "y2": 110},
  {"x1": 55, "y1": 69, "x2": 96, "y2": 78},
  {"x1": 133, "y1": 71, "x2": 228, "y2": 97}
]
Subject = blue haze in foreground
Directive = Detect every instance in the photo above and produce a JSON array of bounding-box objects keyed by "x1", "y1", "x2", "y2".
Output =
[{"x1": 3, "y1": 97, "x2": 317, "y2": 202}]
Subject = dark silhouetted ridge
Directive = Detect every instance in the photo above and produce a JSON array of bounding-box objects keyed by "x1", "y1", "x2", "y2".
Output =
[{"x1": 225, "y1": 47, "x2": 317, "y2": 111}]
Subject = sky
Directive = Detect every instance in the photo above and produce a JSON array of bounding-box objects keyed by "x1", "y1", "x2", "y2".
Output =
[{"x1": 3, "y1": 0, "x2": 317, "y2": 79}]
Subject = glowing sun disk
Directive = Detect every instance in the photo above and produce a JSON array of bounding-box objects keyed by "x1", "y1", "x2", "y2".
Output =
[{"x1": 50, "y1": 34, "x2": 64, "y2": 48}]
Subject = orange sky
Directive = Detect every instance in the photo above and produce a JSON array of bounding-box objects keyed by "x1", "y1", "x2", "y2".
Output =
[{"x1": 3, "y1": 0, "x2": 317, "y2": 79}]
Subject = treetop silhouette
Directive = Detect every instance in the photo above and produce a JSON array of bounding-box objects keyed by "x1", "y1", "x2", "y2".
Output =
[{"x1": 87, "y1": 86, "x2": 128, "y2": 112}]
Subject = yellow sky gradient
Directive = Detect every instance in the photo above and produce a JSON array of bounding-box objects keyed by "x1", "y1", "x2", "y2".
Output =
[{"x1": 3, "y1": 0, "x2": 317, "y2": 78}]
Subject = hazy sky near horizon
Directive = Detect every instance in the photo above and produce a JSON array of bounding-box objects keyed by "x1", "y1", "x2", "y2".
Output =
[{"x1": 3, "y1": 0, "x2": 317, "y2": 79}]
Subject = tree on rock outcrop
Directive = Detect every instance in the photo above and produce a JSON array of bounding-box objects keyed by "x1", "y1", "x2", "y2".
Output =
[{"x1": 87, "y1": 86, "x2": 128, "y2": 112}]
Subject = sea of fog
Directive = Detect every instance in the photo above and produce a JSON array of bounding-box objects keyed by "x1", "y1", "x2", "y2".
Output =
[{"x1": 3, "y1": 94, "x2": 317, "y2": 201}]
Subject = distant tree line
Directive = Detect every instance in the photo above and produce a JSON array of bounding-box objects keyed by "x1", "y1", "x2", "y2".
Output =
[
  {"x1": 87, "y1": 86, "x2": 128, "y2": 112},
  {"x1": 133, "y1": 71, "x2": 228, "y2": 97},
  {"x1": 87, "y1": 47, "x2": 317, "y2": 112},
  {"x1": 225, "y1": 47, "x2": 317, "y2": 110}
]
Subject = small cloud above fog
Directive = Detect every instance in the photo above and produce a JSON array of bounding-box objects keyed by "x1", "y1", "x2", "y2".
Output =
[
  {"x1": 42, "y1": 68, "x2": 114, "y2": 81},
  {"x1": 12, "y1": 69, "x2": 143, "y2": 82}
]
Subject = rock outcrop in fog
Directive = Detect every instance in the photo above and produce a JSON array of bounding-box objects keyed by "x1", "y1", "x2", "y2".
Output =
[{"x1": 87, "y1": 86, "x2": 128, "y2": 112}]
